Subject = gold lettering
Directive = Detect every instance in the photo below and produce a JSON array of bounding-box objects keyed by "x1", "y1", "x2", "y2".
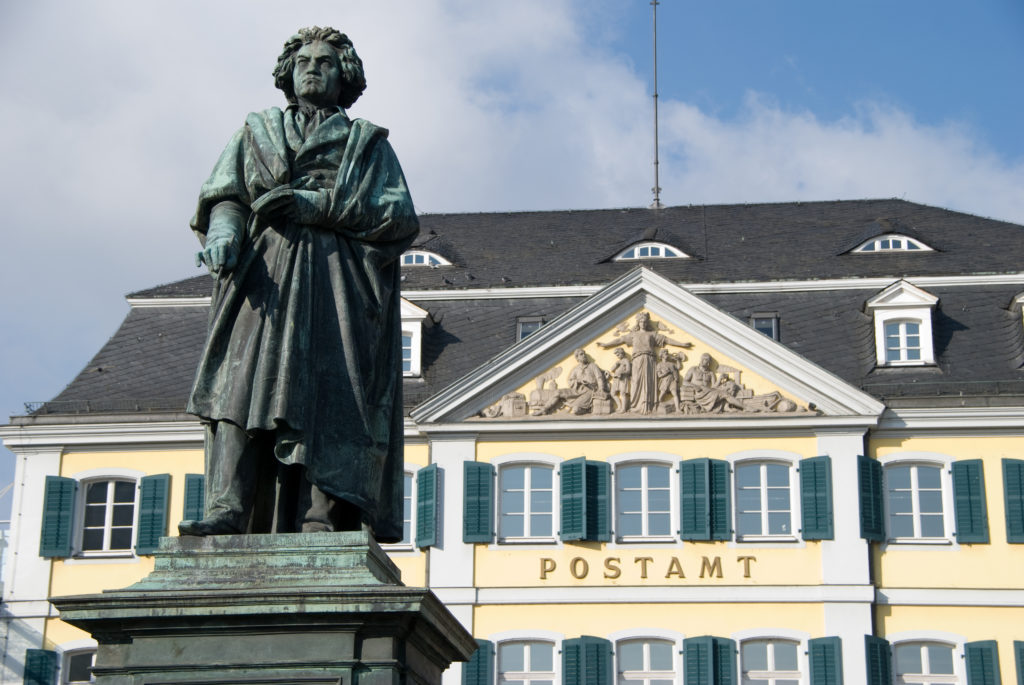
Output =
[
  {"x1": 737, "y1": 555, "x2": 756, "y2": 578},
  {"x1": 634, "y1": 556, "x2": 654, "y2": 579},
  {"x1": 665, "y1": 556, "x2": 686, "y2": 579},
  {"x1": 604, "y1": 557, "x2": 622, "y2": 579},
  {"x1": 570, "y1": 557, "x2": 590, "y2": 579},
  {"x1": 540, "y1": 557, "x2": 556, "y2": 580},
  {"x1": 699, "y1": 555, "x2": 723, "y2": 578}
]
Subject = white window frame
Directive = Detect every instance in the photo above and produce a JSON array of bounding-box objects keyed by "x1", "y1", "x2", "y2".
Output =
[
  {"x1": 733, "y1": 459, "x2": 797, "y2": 542},
  {"x1": 57, "y1": 638, "x2": 97, "y2": 685},
  {"x1": 400, "y1": 298, "x2": 429, "y2": 377},
  {"x1": 382, "y1": 469, "x2": 416, "y2": 551},
  {"x1": 732, "y1": 629, "x2": 809, "y2": 685},
  {"x1": 888, "y1": 632, "x2": 967, "y2": 685},
  {"x1": 853, "y1": 234, "x2": 933, "y2": 253},
  {"x1": 751, "y1": 313, "x2": 780, "y2": 340},
  {"x1": 610, "y1": 629, "x2": 684, "y2": 685},
  {"x1": 866, "y1": 281, "x2": 938, "y2": 367},
  {"x1": 614, "y1": 241, "x2": 689, "y2": 261},
  {"x1": 492, "y1": 454, "x2": 560, "y2": 545},
  {"x1": 878, "y1": 452, "x2": 956, "y2": 546},
  {"x1": 70, "y1": 468, "x2": 143, "y2": 559},
  {"x1": 400, "y1": 250, "x2": 451, "y2": 266},
  {"x1": 491, "y1": 630, "x2": 563, "y2": 685},
  {"x1": 517, "y1": 317, "x2": 545, "y2": 341},
  {"x1": 611, "y1": 457, "x2": 676, "y2": 543},
  {"x1": 884, "y1": 319, "x2": 924, "y2": 364}
]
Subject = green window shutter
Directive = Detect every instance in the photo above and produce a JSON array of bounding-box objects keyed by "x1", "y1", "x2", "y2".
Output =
[
  {"x1": 416, "y1": 464, "x2": 439, "y2": 548},
  {"x1": 864, "y1": 636, "x2": 891, "y2": 685},
  {"x1": 183, "y1": 473, "x2": 205, "y2": 522},
  {"x1": 1004, "y1": 459, "x2": 1024, "y2": 543},
  {"x1": 965, "y1": 640, "x2": 1001, "y2": 685},
  {"x1": 680, "y1": 459, "x2": 711, "y2": 540},
  {"x1": 586, "y1": 460, "x2": 611, "y2": 542},
  {"x1": 800, "y1": 456, "x2": 835, "y2": 540},
  {"x1": 563, "y1": 636, "x2": 612, "y2": 685},
  {"x1": 858, "y1": 456, "x2": 885, "y2": 541},
  {"x1": 561, "y1": 457, "x2": 587, "y2": 541},
  {"x1": 709, "y1": 460, "x2": 731, "y2": 541},
  {"x1": 684, "y1": 636, "x2": 712, "y2": 685},
  {"x1": 462, "y1": 639, "x2": 494, "y2": 685},
  {"x1": 1013, "y1": 640, "x2": 1024, "y2": 685},
  {"x1": 136, "y1": 474, "x2": 170, "y2": 555},
  {"x1": 712, "y1": 637, "x2": 736, "y2": 685},
  {"x1": 23, "y1": 648, "x2": 57, "y2": 685},
  {"x1": 463, "y1": 462, "x2": 494, "y2": 543},
  {"x1": 39, "y1": 476, "x2": 76, "y2": 558},
  {"x1": 808, "y1": 637, "x2": 843, "y2": 685},
  {"x1": 952, "y1": 459, "x2": 989, "y2": 543}
]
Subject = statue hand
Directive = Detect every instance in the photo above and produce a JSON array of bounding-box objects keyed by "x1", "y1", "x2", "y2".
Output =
[
  {"x1": 197, "y1": 236, "x2": 238, "y2": 274},
  {"x1": 251, "y1": 187, "x2": 329, "y2": 226}
]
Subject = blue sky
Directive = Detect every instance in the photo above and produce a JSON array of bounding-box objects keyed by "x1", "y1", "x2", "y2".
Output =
[{"x1": 1, "y1": 0, "x2": 1022, "y2": 518}]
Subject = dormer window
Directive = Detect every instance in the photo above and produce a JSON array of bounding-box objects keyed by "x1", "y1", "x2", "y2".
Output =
[
  {"x1": 401, "y1": 250, "x2": 451, "y2": 267},
  {"x1": 866, "y1": 281, "x2": 938, "y2": 367},
  {"x1": 853, "y1": 234, "x2": 932, "y2": 253},
  {"x1": 615, "y1": 242, "x2": 688, "y2": 261},
  {"x1": 400, "y1": 299, "x2": 430, "y2": 376}
]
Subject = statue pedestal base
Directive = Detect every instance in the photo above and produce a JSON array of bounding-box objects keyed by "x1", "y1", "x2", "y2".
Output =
[{"x1": 52, "y1": 532, "x2": 475, "y2": 685}]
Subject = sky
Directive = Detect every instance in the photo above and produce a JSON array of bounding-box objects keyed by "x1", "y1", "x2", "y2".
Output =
[{"x1": 1, "y1": 0, "x2": 1022, "y2": 518}]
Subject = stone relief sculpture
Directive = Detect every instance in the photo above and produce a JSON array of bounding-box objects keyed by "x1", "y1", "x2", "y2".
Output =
[{"x1": 478, "y1": 314, "x2": 808, "y2": 419}]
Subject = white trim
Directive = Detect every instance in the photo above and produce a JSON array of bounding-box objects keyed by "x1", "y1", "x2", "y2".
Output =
[
  {"x1": 733, "y1": 633, "x2": 809, "y2": 685},
  {"x1": 877, "y1": 407, "x2": 1024, "y2": 433},
  {"x1": 852, "y1": 234, "x2": 933, "y2": 253},
  {"x1": 380, "y1": 469, "x2": 417, "y2": 551},
  {"x1": 0, "y1": 421, "x2": 203, "y2": 449},
  {"x1": 492, "y1": 634, "x2": 560, "y2": 685},
  {"x1": 493, "y1": 460, "x2": 558, "y2": 544},
  {"x1": 475, "y1": 584, "x2": 875, "y2": 604},
  {"x1": 126, "y1": 296, "x2": 210, "y2": 308},
  {"x1": 402, "y1": 272, "x2": 1024, "y2": 301},
  {"x1": 614, "y1": 241, "x2": 691, "y2": 261},
  {"x1": 401, "y1": 250, "x2": 452, "y2": 267},
  {"x1": 867, "y1": 281, "x2": 938, "y2": 367},
  {"x1": 69, "y1": 467, "x2": 145, "y2": 481},
  {"x1": 728, "y1": 452, "x2": 801, "y2": 543},
  {"x1": 878, "y1": 452, "x2": 957, "y2": 546},
  {"x1": 610, "y1": 631, "x2": 684, "y2": 685},
  {"x1": 608, "y1": 455, "x2": 677, "y2": 543},
  {"x1": 888, "y1": 635, "x2": 966, "y2": 685},
  {"x1": 877, "y1": 587, "x2": 1024, "y2": 606}
]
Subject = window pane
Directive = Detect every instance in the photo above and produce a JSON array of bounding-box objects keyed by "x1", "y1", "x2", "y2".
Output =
[
  {"x1": 503, "y1": 491, "x2": 524, "y2": 515},
  {"x1": 920, "y1": 514, "x2": 944, "y2": 537},
  {"x1": 81, "y1": 529, "x2": 104, "y2": 551},
  {"x1": 906, "y1": 348, "x2": 921, "y2": 360},
  {"x1": 499, "y1": 643, "x2": 524, "y2": 671},
  {"x1": 502, "y1": 467, "x2": 525, "y2": 491},
  {"x1": 111, "y1": 503, "x2": 135, "y2": 526},
  {"x1": 767, "y1": 488, "x2": 790, "y2": 510},
  {"x1": 888, "y1": 490, "x2": 912, "y2": 514},
  {"x1": 738, "y1": 512, "x2": 761, "y2": 536},
  {"x1": 917, "y1": 466, "x2": 941, "y2": 489},
  {"x1": 618, "y1": 466, "x2": 641, "y2": 489},
  {"x1": 638, "y1": 246, "x2": 650, "y2": 256},
  {"x1": 648, "y1": 513, "x2": 671, "y2": 536},
  {"x1": 618, "y1": 489, "x2": 642, "y2": 513},
  {"x1": 890, "y1": 514, "x2": 914, "y2": 537},
  {"x1": 531, "y1": 489, "x2": 552, "y2": 513},
  {"x1": 647, "y1": 465, "x2": 669, "y2": 488},
  {"x1": 742, "y1": 642, "x2": 768, "y2": 671},
  {"x1": 110, "y1": 527, "x2": 133, "y2": 550},
  {"x1": 895, "y1": 644, "x2": 922, "y2": 674},
  {"x1": 888, "y1": 466, "x2": 911, "y2": 489},
  {"x1": 86, "y1": 482, "x2": 108, "y2": 504},
  {"x1": 768, "y1": 512, "x2": 791, "y2": 534},
  {"x1": 773, "y1": 642, "x2": 798, "y2": 670},
  {"x1": 67, "y1": 651, "x2": 94, "y2": 681},
  {"x1": 530, "y1": 643, "x2": 553, "y2": 671},
  {"x1": 530, "y1": 514, "x2": 551, "y2": 537},
  {"x1": 619, "y1": 642, "x2": 644, "y2": 671},
  {"x1": 918, "y1": 490, "x2": 943, "y2": 514},
  {"x1": 623, "y1": 249, "x2": 635, "y2": 259},
  {"x1": 765, "y1": 464, "x2": 788, "y2": 487},
  {"x1": 501, "y1": 514, "x2": 524, "y2": 537},
  {"x1": 84, "y1": 505, "x2": 105, "y2": 527},
  {"x1": 737, "y1": 488, "x2": 761, "y2": 512},
  {"x1": 649, "y1": 642, "x2": 673, "y2": 670},
  {"x1": 927, "y1": 644, "x2": 954, "y2": 674},
  {"x1": 648, "y1": 488, "x2": 670, "y2": 512},
  {"x1": 532, "y1": 467, "x2": 552, "y2": 489},
  {"x1": 114, "y1": 481, "x2": 135, "y2": 502},
  {"x1": 736, "y1": 465, "x2": 760, "y2": 488},
  {"x1": 619, "y1": 513, "x2": 642, "y2": 536}
]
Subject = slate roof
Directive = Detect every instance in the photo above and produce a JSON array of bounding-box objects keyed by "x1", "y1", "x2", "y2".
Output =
[{"x1": 23, "y1": 199, "x2": 1024, "y2": 418}]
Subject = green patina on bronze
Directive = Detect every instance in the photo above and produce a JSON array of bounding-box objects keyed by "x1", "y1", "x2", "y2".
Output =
[{"x1": 183, "y1": 27, "x2": 418, "y2": 540}]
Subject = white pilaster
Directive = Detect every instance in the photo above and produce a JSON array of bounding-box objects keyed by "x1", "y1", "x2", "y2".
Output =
[{"x1": 824, "y1": 602, "x2": 872, "y2": 684}]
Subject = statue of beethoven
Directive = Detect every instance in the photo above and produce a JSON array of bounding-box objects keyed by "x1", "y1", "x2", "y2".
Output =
[{"x1": 180, "y1": 27, "x2": 418, "y2": 541}]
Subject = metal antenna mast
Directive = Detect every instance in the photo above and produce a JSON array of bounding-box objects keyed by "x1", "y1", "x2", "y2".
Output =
[{"x1": 649, "y1": 0, "x2": 663, "y2": 209}]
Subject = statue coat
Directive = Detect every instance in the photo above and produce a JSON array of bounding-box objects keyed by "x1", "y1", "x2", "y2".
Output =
[{"x1": 187, "y1": 106, "x2": 418, "y2": 542}]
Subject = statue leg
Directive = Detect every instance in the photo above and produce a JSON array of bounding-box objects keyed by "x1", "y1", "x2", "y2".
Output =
[
  {"x1": 299, "y1": 479, "x2": 363, "y2": 533},
  {"x1": 178, "y1": 421, "x2": 260, "y2": 536}
]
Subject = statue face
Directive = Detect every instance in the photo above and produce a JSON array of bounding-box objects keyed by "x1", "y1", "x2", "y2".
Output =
[{"x1": 293, "y1": 41, "x2": 343, "y2": 107}]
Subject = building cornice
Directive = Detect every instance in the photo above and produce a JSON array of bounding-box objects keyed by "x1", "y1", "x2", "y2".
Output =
[
  {"x1": 877, "y1": 406, "x2": 1024, "y2": 434},
  {"x1": 126, "y1": 297, "x2": 211, "y2": 308},
  {"x1": 0, "y1": 420, "x2": 203, "y2": 450}
]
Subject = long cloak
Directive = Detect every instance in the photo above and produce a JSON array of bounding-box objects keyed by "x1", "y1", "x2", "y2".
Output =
[{"x1": 187, "y1": 106, "x2": 418, "y2": 542}]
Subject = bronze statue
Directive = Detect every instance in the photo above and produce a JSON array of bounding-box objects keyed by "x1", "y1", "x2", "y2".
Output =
[{"x1": 180, "y1": 27, "x2": 418, "y2": 541}]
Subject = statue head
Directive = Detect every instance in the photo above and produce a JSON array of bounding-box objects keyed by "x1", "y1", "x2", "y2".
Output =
[
  {"x1": 699, "y1": 352, "x2": 712, "y2": 368},
  {"x1": 614, "y1": 348, "x2": 627, "y2": 358},
  {"x1": 659, "y1": 349, "x2": 669, "y2": 360},
  {"x1": 574, "y1": 348, "x2": 588, "y2": 363},
  {"x1": 273, "y1": 27, "x2": 367, "y2": 109},
  {"x1": 635, "y1": 312, "x2": 651, "y2": 330}
]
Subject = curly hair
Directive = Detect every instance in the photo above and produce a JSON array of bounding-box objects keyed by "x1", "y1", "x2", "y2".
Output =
[{"x1": 272, "y1": 26, "x2": 367, "y2": 109}]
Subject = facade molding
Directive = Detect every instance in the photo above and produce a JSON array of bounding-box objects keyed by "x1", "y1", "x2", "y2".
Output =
[
  {"x1": 0, "y1": 421, "x2": 203, "y2": 449},
  {"x1": 878, "y1": 406, "x2": 1024, "y2": 433},
  {"x1": 126, "y1": 296, "x2": 211, "y2": 308},
  {"x1": 877, "y1": 588, "x2": 1024, "y2": 606},
  {"x1": 474, "y1": 584, "x2": 875, "y2": 605}
]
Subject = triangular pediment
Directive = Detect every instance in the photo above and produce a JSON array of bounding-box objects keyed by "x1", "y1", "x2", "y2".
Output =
[
  {"x1": 866, "y1": 280, "x2": 938, "y2": 309},
  {"x1": 411, "y1": 268, "x2": 885, "y2": 424}
]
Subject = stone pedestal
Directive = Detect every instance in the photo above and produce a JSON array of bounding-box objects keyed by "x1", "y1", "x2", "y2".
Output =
[{"x1": 52, "y1": 532, "x2": 475, "y2": 685}]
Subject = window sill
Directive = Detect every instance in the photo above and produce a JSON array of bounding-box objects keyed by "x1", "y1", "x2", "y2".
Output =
[
  {"x1": 616, "y1": 535, "x2": 677, "y2": 544},
  {"x1": 64, "y1": 552, "x2": 139, "y2": 565},
  {"x1": 736, "y1": 535, "x2": 799, "y2": 543},
  {"x1": 885, "y1": 537, "x2": 953, "y2": 546},
  {"x1": 497, "y1": 537, "x2": 559, "y2": 545}
]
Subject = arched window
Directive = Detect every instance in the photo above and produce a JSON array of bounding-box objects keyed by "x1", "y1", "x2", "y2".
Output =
[
  {"x1": 616, "y1": 462, "x2": 672, "y2": 540},
  {"x1": 616, "y1": 639, "x2": 675, "y2": 685},
  {"x1": 740, "y1": 639, "x2": 800, "y2": 684},
  {"x1": 614, "y1": 242, "x2": 688, "y2": 261},
  {"x1": 400, "y1": 250, "x2": 450, "y2": 266},
  {"x1": 498, "y1": 641, "x2": 555, "y2": 685},
  {"x1": 734, "y1": 461, "x2": 794, "y2": 539},
  {"x1": 894, "y1": 641, "x2": 958, "y2": 683},
  {"x1": 62, "y1": 649, "x2": 96, "y2": 685},
  {"x1": 80, "y1": 478, "x2": 137, "y2": 554},
  {"x1": 498, "y1": 464, "x2": 554, "y2": 541},
  {"x1": 886, "y1": 462, "x2": 945, "y2": 540},
  {"x1": 854, "y1": 234, "x2": 932, "y2": 253}
]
